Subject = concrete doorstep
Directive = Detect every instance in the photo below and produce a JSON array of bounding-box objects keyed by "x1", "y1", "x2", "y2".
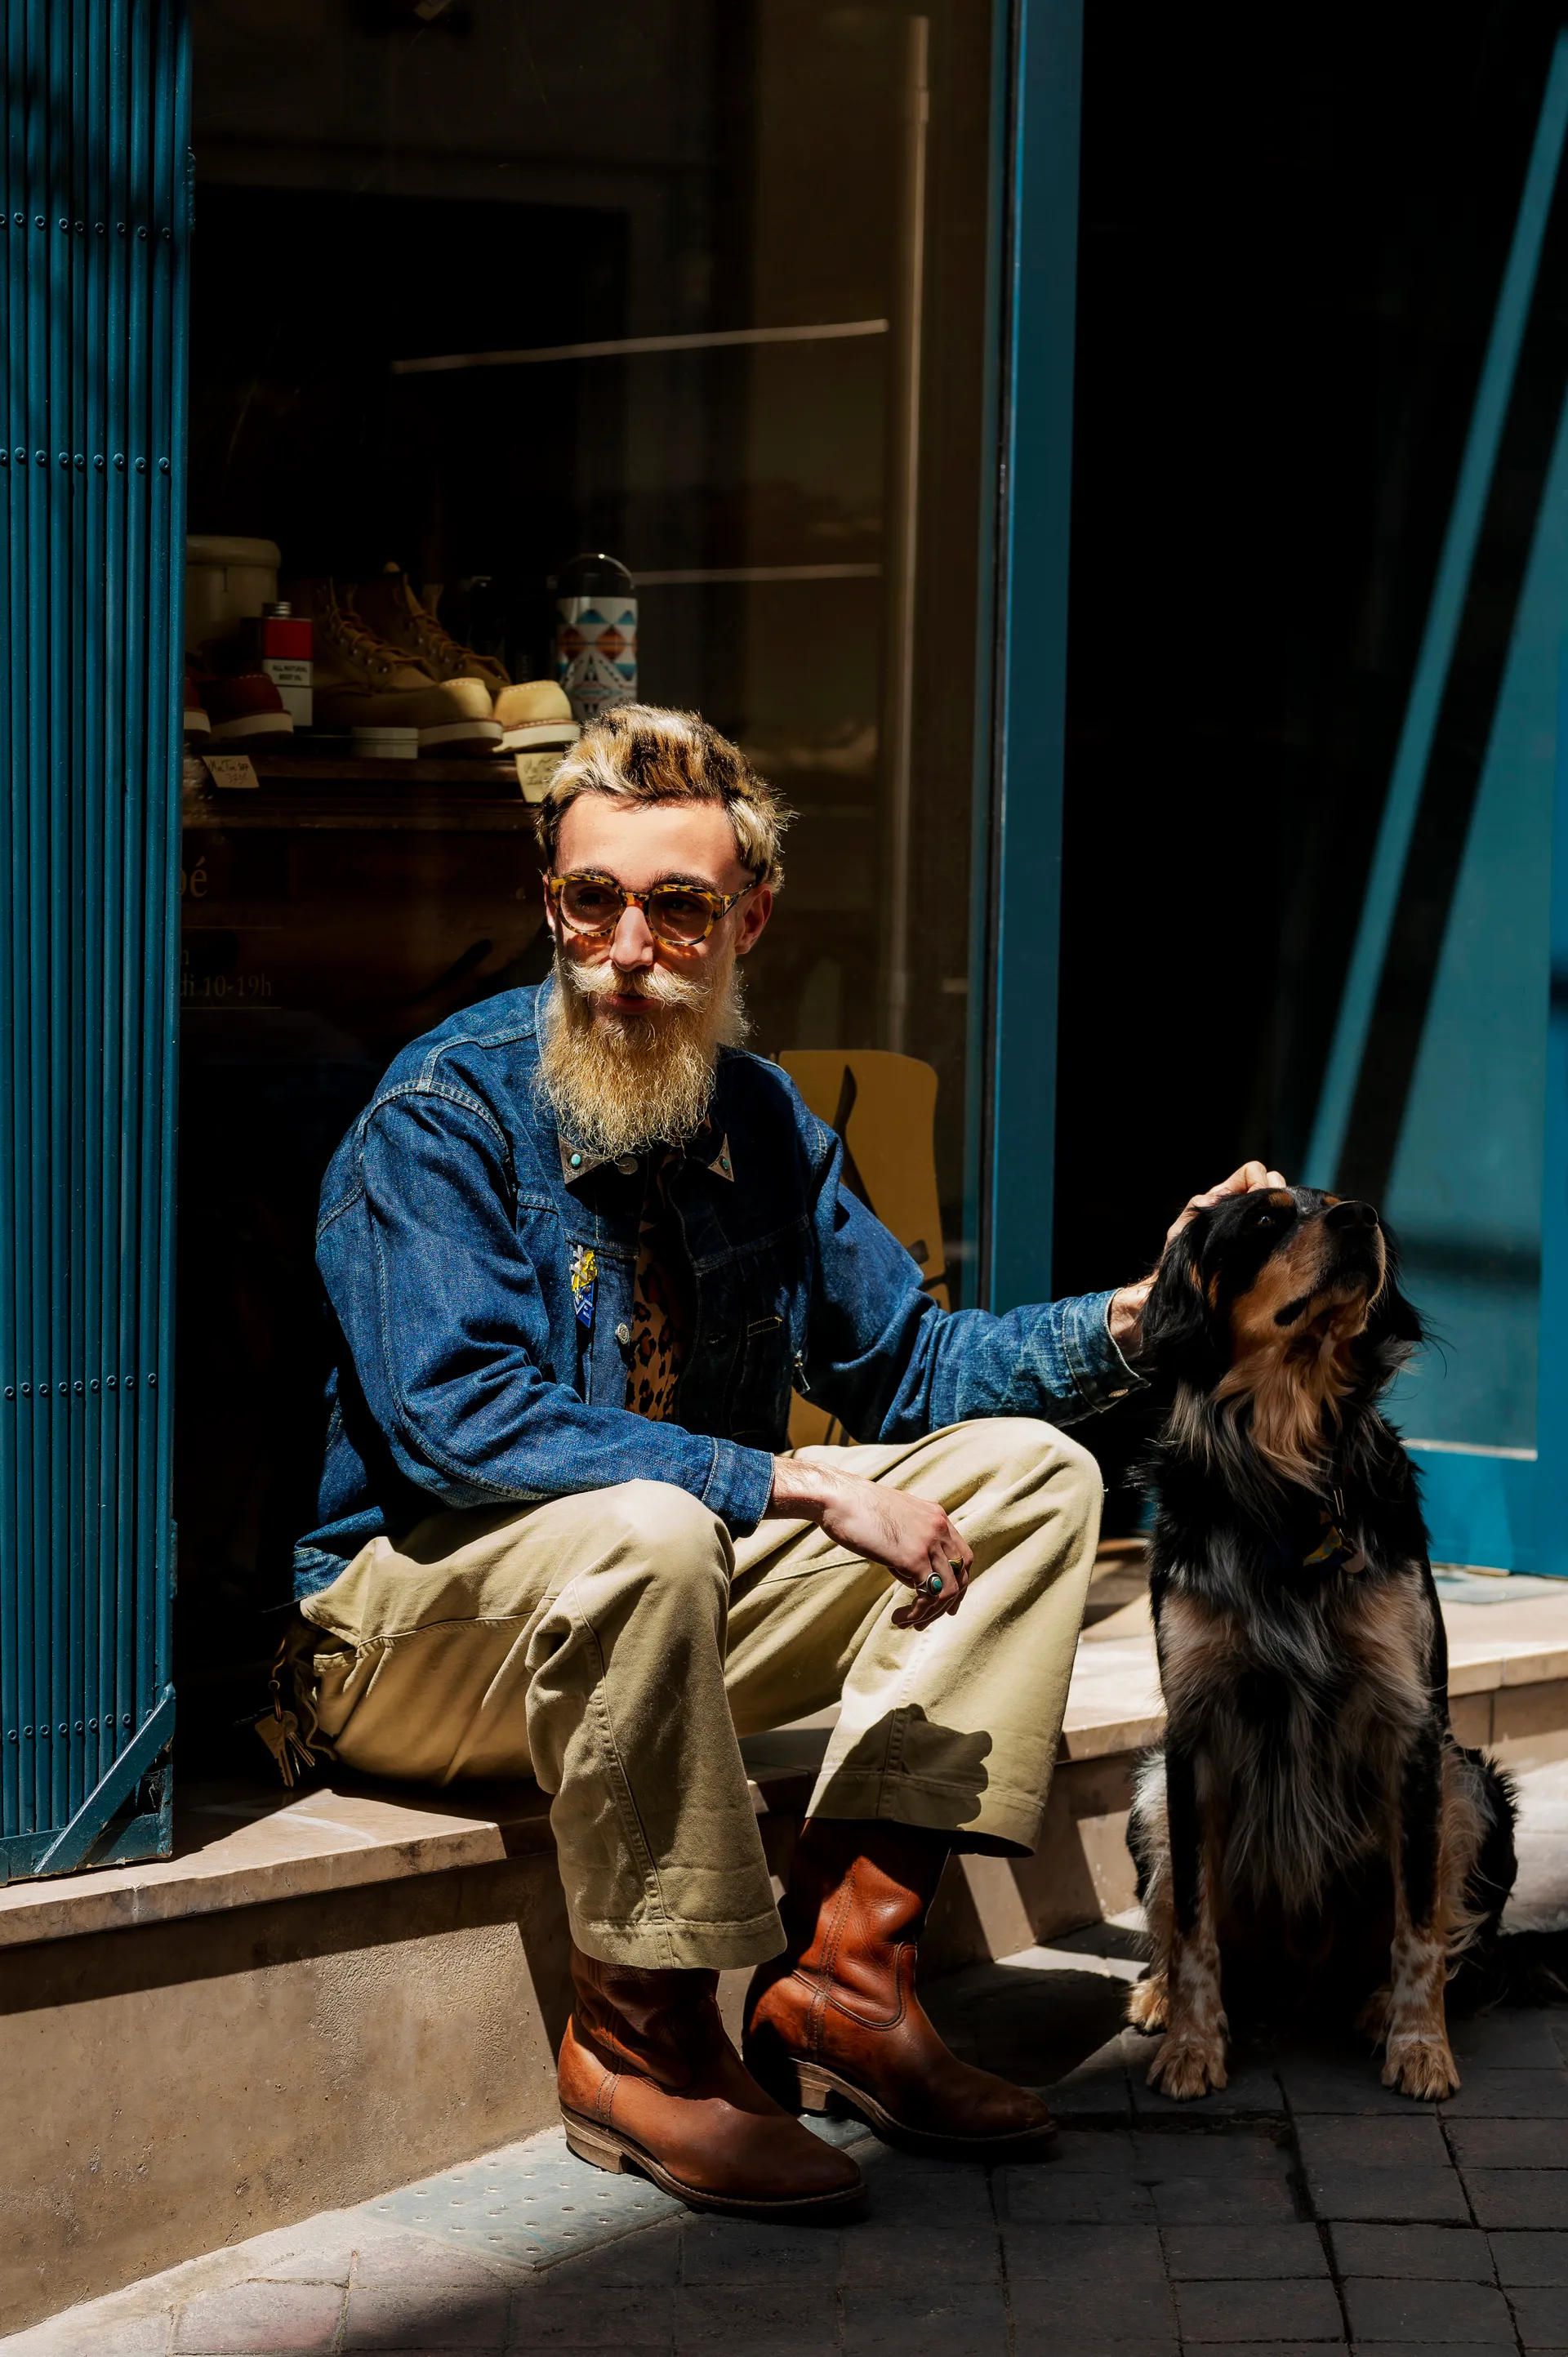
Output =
[{"x1": 4, "y1": 1555, "x2": 1568, "y2": 2339}]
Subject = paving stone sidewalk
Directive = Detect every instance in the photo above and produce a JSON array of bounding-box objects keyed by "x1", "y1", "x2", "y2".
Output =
[{"x1": 10, "y1": 1936, "x2": 1568, "y2": 2357}]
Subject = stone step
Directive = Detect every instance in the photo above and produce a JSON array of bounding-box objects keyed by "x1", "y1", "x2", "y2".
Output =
[{"x1": 5, "y1": 1558, "x2": 1567, "y2": 2335}]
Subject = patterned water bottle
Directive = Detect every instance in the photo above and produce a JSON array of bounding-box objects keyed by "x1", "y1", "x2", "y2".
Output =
[{"x1": 554, "y1": 552, "x2": 637, "y2": 724}]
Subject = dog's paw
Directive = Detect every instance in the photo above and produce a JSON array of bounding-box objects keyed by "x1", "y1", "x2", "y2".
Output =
[
  {"x1": 1148, "y1": 2034, "x2": 1228, "y2": 2101},
  {"x1": 1356, "y1": 1984, "x2": 1393, "y2": 2043},
  {"x1": 1383, "y1": 2034, "x2": 1460, "y2": 2103},
  {"x1": 1127, "y1": 1976, "x2": 1169, "y2": 2032}
]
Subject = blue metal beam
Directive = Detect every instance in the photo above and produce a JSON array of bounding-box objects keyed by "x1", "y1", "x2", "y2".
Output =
[
  {"x1": 1539, "y1": 649, "x2": 1568, "y2": 1569},
  {"x1": 982, "y1": 0, "x2": 1083, "y2": 1310}
]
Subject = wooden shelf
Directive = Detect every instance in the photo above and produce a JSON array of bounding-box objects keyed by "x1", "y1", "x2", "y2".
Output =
[
  {"x1": 178, "y1": 755, "x2": 875, "y2": 835},
  {"x1": 252, "y1": 756, "x2": 520, "y2": 782},
  {"x1": 182, "y1": 753, "x2": 539, "y2": 833}
]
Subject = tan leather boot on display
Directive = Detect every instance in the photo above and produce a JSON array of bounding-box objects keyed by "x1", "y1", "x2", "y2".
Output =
[
  {"x1": 350, "y1": 564, "x2": 510, "y2": 695},
  {"x1": 558, "y1": 1943, "x2": 865, "y2": 2221},
  {"x1": 744, "y1": 1819, "x2": 1058, "y2": 2159},
  {"x1": 284, "y1": 577, "x2": 500, "y2": 753}
]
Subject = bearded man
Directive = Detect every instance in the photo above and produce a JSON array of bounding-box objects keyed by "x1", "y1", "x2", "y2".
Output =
[{"x1": 289, "y1": 702, "x2": 1281, "y2": 2221}]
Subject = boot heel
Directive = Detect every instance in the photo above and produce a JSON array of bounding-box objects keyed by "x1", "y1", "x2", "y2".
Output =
[
  {"x1": 793, "y1": 2062, "x2": 833, "y2": 2114},
  {"x1": 563, "y1": 2117, "x2": 626, "y2": 2173}
]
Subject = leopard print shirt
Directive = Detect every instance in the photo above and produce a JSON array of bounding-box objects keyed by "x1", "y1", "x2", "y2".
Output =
[{"x1": 626, "y1": 1149, "x2": 687, "y2": 1421}]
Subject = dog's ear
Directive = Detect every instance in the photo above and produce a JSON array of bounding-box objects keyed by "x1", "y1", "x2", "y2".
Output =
[
  {"x1": 1361, "y1": 1225, "x2": 1423, "y2": 1373},
  {"x1": 1140, "y1": 1216, "x2": 1223, "y2": 1382}
]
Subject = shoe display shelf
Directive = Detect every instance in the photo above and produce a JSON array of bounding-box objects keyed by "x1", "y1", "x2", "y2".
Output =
[{"x1": 182, "y1": 751, "x2": 539, "y2": 834}]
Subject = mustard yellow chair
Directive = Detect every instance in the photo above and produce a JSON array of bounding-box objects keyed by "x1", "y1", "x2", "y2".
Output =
[{"x1": 780, "y1": 1049, "x2": 950, "y2": 1448}]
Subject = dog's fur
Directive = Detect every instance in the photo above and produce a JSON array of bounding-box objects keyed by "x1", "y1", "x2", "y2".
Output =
[{"x1": 1125, "y1": 1186, "x2": 1517, "y2": 2102}]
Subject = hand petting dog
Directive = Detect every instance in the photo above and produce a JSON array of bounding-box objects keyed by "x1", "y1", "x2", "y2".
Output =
[{"x1": 1108, "y1": 1160, "x2": 1288, "y2": 1357}]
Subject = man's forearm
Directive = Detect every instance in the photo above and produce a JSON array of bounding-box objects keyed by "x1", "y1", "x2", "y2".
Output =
[
  {"x1": 1107, "y1": 1281, "x2": 1152, "y2": 1357},
  {"x1": 764, "y1": 1454, "x2": 841, "y2": 1521}
]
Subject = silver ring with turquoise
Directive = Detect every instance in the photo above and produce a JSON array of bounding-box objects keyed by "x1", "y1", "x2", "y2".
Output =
[{"x1": 924, "y1": 1571, "x2": 944, "y2": 1597}]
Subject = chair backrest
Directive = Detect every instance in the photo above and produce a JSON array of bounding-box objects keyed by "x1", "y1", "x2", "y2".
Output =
[
  {"x1": 780, "y1": 1049, "x2": 951, "y2": 1311},
  {"x1": 779, "y1": 1049, "x2": 950, "y2": 1450}
]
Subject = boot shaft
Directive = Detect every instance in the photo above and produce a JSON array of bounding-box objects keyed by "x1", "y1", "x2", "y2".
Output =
[
  {"x1": 568, "y1": 1944, "x2": 724, "y2": 2091},
  {"x1": 785, "y1": 1820, "x2": 947, "y2": 1960}
]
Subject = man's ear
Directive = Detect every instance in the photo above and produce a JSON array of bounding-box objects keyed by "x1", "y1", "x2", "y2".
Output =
[
  {"x1": 1140, "y1": 1218, "x2": 1221, "y2": 1381},
  {"x1": 734, "y1": 882, "x2": 773, "y2": 956}
]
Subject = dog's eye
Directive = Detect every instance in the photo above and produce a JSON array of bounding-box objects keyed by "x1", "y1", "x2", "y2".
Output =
[{"x1": 1255, "y1": 1213, "x2": 1276, "y2": 1230}]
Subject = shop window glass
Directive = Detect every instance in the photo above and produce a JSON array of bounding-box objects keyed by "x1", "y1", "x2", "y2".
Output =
[{"x1": 180, "y1": 0, "x2": 998, "y2": 1756}]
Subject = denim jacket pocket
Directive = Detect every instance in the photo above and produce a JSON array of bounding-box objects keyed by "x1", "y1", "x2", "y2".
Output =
[
  {"x1": 728, "y1": 1329, "x2": 794, "y2": 1446},
  {"x1": 724, "y1": 1238, "x2": 805, "y2": 1447},
  {"x1": 512, "y1": 1197, "x2": 591, "y2": 1401}
]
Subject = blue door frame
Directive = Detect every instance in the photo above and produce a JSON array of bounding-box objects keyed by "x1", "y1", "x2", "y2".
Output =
[
  {"x1": 968, "y1": 0, "x2": 1082, "y2": 1312},
  {"x1": 0, "y1": 0, "x2": 186, "y2": 1881}
]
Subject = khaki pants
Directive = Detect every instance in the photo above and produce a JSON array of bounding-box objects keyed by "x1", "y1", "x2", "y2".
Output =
[{"x1": 296, "y1": 1418, "x2": 1102, "y2": 1970}]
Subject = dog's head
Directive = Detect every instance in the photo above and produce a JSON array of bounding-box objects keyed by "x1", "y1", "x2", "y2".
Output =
[{"x1": 1142, "y1": 1186, "x2": 1422, "y2": 1492}]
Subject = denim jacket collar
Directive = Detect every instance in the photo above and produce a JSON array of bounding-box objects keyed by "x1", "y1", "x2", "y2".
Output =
[{"x1": 557, "y1": 1127, "x2": 736, "y2": 1187}]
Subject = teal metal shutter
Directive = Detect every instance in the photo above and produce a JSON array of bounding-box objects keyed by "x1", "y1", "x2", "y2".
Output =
[{"x1": 1, "y1": 0, "x2": 187, "y2": 1879}]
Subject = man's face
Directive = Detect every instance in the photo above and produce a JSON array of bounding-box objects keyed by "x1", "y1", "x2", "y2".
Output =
[
  {"x1": 536, "y1": 793, "x2": 776, "y2": 1158},
  {"x1": 545, "y1": 796, "x2": 773, "y2": 1022}
]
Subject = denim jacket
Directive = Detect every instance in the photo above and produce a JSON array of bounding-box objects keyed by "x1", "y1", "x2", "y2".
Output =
[{"x1": 293, "y1": 983, "x2": 1145, "y2": 1598}]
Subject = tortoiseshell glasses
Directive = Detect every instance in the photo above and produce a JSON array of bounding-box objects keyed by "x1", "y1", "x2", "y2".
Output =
[{"x1": 546, "y1": 870, "x2": 753, "y2": 948}]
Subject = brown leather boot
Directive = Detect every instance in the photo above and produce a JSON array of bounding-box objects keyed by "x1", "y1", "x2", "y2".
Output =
[
  {"x1": 744, "y1": 1818, "x2": 1058, "y2": 2159},
  {"x1": 558, "y1": 1943, "x2": 865, "y2": 2220}
]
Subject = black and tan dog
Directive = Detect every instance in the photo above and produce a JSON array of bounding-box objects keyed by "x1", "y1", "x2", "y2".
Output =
[{"x1": 1125, "y1": 1185, "x2": 1517, "y2": 2102}]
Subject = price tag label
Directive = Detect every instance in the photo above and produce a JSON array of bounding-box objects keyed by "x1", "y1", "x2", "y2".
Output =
[
  {"x1": 514, "y1": 751, "x2": 558, "y2": 804},
  {"x1": 202, "y1": 753, "x2": 260, "y2": 791}
]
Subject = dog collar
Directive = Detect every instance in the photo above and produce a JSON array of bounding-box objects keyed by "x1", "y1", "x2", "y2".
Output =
[
  {"x1": 1258, "y1": 1505, "x2": 1367, "y2": 1580},
  {"x1": 1303, "y1": 1511, "x2": 1366, "y2": 1577}
]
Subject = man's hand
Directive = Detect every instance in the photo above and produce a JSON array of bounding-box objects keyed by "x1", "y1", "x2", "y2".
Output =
[
  {"x1": 1107, "y1": 1160, "x2": 1288, "y2": 1356},
  {"x1": 766, "y1": 1457, "x2": 972, "y2": 1630}
]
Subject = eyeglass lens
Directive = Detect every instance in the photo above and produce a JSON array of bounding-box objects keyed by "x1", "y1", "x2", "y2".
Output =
[{"x1": 557, "y1": 876, "x2": 717, "y2": 946}]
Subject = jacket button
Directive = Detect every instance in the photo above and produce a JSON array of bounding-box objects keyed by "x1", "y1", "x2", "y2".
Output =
[
  {"x1": 615, "y1": 1322, "x2": 630, "y2": 1346},
  {"x1": 616, "y1": 1154, "x2": 638, "y2": 1174}
]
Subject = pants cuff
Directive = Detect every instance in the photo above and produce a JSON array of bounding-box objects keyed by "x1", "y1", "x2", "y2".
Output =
[
  {"x1": 805, "y1": 1767, "x2": 1045, "y2": 1855},
  {"x1": 568, "y1": 1903, "x2": 786, "y2": 1972}
]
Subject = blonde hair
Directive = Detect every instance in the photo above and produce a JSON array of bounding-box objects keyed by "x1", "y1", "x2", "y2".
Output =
[{"x1": 535, "y1": 703, "x2": 791, "y2": 887}]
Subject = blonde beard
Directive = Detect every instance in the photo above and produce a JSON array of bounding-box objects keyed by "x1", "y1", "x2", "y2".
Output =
[{"x1": 537, "y1": 945, "x2": 750, "y2": 1161}]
